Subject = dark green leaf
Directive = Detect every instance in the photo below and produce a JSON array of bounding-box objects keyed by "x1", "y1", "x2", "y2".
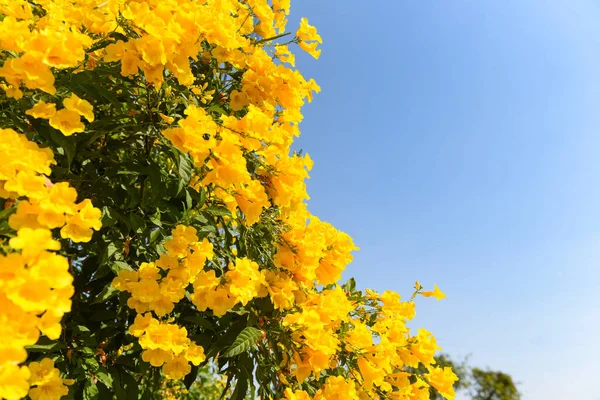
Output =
[
  {"x1": 177, "y1": 153, "x2": 193, "y2": 195},
  {"x1": 205, "y1": 205, "x2": 232, "y2": 217},
  {"x1": 182, "y1": 316, "x2": 214, "y2": 330},
  {"x1": 0, "y1": 205, "x2": 16, "y2": 219},
  {"x1": 101, "y1": 207, "x2": 118, "y2": 227},
  {"x1": 46, "y1": 126, "x2": 76, "y2": 168},
  {"x1": 109, "y1": 261, "x2": 132, "y2": 274},
  {"x1": 129, "y1": 213, "x2": 146, "y2": 233},
  {"x1": 231, "y1": 376, "x2": 249, "y2": 400},
  {"x1": 93, "y1": 285, "x2": 118, "y2": 303},
  {"x1": 222, "y1": 327, "x2": 261, "y2": 358},
  {"x1": 185, "y1": 189, "x2": 193, "y2": 210},
  {"x1": 183, "y1": 365, "x2": 199, "y2": 389},
  {"x1": 95, "y1": 368, "x2": 113, "y2": 387},
  {"x1": 198, "y1": 186, "x2": 207, "y2": 208},
  {"x1": 83, "y1": 380, "x2": 99, "y2": 400},
  {"x1": 25, "y1": 338, "x2": 67, "y2": 352}
]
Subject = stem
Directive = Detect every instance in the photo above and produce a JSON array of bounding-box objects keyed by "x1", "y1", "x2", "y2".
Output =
[{"x1": 254, "y1": 32, "x2": 292, "y2": 45}]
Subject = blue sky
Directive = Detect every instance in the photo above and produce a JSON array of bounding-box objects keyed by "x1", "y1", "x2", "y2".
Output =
[{"x1": 289, "y1": 1, "x2": 600, "y2": 399}]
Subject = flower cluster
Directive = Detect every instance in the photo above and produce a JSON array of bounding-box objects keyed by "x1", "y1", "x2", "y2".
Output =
[
  {"x1": 26, "y1": 94, "x2": 94, "y2": 136},
  {"x1": 129, "y1": 314, "x2": 206, "y2": 380},
  {"x1": 27, "y1": 358, "x2": 74, "y2": 400},
  {"x1": 2, "y1": 129, "x2": 102, "y2": 242},
  {"x1": 191, "y1": 256, "x2": 264, "y2": 316},
  {"x1": 280, "y1": 286, "x2": 458, "y2": 399},
  {"x1": 0, "y1": 129, "x2": 101, "y2": 399},
  {"x1": 113, "y1": 225, "x2": 214, "y2": 316},
  {"x1": 0, "y1": 358, "x2": 73, "y2": 400},
  {"x1": 283, "y1": 287, "x2": 355, "y2": 383}
]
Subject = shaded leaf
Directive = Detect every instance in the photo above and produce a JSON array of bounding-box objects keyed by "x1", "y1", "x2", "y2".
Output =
[
  {"x1": 83, "y1": 380, "x2": 99, "y2": 400},
  {"x1": 205, "y1": 205, "x2": 232, "y2": 217},
  {"x1": 222, "y1": 327, "x2": 261, "y2": 358},
  {"x1": 25, "y1": 338, "x2": 67, "y2": 352}
]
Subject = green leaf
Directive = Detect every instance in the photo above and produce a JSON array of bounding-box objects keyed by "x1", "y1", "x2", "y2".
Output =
[
  {"x1": 129, "y1": 213, "x2": 146, "y2": 233},
  {"x1": 109, "y1": 261, "x2": 132, "y2": 274},
  {"x1": 193, "y1": 212, "x2": 208, "y2": 224},
  {"x1": 205, "y1": 205, "x2": 232, "y2": 217},
  {"x1": 183, "y1": 365, "x2": 199, "y2": 389},
  {"x1": 343, "y1": 277, "x2": 356, "y2": 293},
  {"x1": 73, "y1": 325, "x2": 91, "y2": 336},
  {"x1": 185, "y1": 189, "x2": 193, "y2": 210},
  {"x1": 0, "y1": 205, "x2": 16, "y2": 220},
  {"x1": 104, "y1": 242, "x2": 119, "y2": 263},
  {"x1": 222, "y1": 327, "x2": 262, "y2": 358},
  {"x1": 95, "y1": 368, "x2": 113, "y2": 387},
  {"x1": 149, "y1": 210, "x2": 162, "y2": 227},
  {"x1": 182, "y1": 316, "x2": 214, "y2": 330},
  {"x1": 122, "y1": 369, "x2": 139, "y2": 400},
  {"x1": 109, "y1": 367, "x2": 126, "y2": 400},
  {"x1": 198, "y1": 186, "x2": 207, "y2": 208},
  {"x1": 208, "y1": 104, "x2": 227, "y2": 115},
  {"x1": 25, "y1": 338, "x2": 67, "y2": 352},
  {"x1": 177, "y1": 153, "x2": 193, "y2": 195},
  {"x1": 89, "y1": 309, "x2": 117, "y2": 321},
  {"x1": 46, "y1": 125, "x2": 77, "y2": 168},
  {"x1": 149, "y1": 228, "x2": 162, "y2": 245},
  {"x1": 230, "y1": 376, "x2": 248, "y2": 400},
  {"x1": 83, "y1": 380, "x2": 99, "y2": 400},
  {"x1": 101, "y1": 207, "x2": 118, "y2": 227},
  {"x1": 93, "y1": 285, "x2": 118, "y2": 303}
]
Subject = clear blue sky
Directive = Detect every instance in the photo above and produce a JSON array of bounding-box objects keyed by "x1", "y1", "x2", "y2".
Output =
[{"x1": 289, "y1": 1, "x2": 600, "y2": 399}]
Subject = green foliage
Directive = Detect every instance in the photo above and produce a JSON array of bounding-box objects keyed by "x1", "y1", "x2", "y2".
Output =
[{"x1": 470, "y1": 368, "x2": 521, "y2": 400}]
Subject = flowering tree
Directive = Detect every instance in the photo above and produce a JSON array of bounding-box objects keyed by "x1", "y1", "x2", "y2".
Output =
[{"x1": 0, "y1": 0, "x2": 458, "y2": 399}]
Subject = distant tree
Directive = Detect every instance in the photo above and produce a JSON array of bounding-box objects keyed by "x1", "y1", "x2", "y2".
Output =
[{"x1": 469, "y1": 368, "x2": 521, "y2": 400}]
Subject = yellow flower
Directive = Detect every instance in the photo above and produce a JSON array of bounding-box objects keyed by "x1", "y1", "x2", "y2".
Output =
[
  {"x1": 49, "y1": 109, "x2": 85, "y2": 136},
  {"x1": 3, "y1": 171, "x2": 47, "y2": 200},
  {"x1": 63, "y1": 93, "x2": 94, "y2": 122},
  {"x1": 424, "y1": 366, "x2": 458, "y2": 400},
  {"x1": 47, "y1": 182, "x2": 78, "y2": 214},
  {"x1": 0, "y1": 364, "x2": 31, "y2": 400},
  {"x1": 28, "y1": 380, "x2": 69, "y2": 400},
  {"x1": 421, "y1": 284, "x2": 446, "y2": 301},
  {"x1": 159, "y1": 113, "x2": 175, "y2": 124},
  {"x1": 9, "y1": 228, "x2": 60, "y2": 261},
  {"x1": 184, "y1": 343, "x2": 206, "y2": 366},
  {"x1": 28, "y1": 358, "x2": 59, "y2": 386},
  {"x1": 130, "y1": 279, "x2": 161, "y2": 303},
  {"x1": 358, "y1": 357, "x2": 385, "y2": 388},
  {"x1": 162, "y1": 355, "x2": 191, "y2": 380},
  {"x1": 296, "y1": 18, "x2": 322, "y2": 59},
  {"x1": 296, "y1": 18, "x2": 322, "y2": 43},
  {"x1": 60, "y1": 199, "x2": 102, "y2": 242},
  {"x1": 284, "y1": 388, "x2": 311, "y2": 400},
  {"x1": 142, "y1": 349, "x2": 174, "y2": 367},
  {"x1": 299, "y1": 41, "x2": 321, "y2": 59},
  {"x1": 345, "y1": 321, "x2": 373, "y2": 350},
  {"x1": 275, "y1": 45, "x2": 296, "y2": 66},
  {"x1": 207, "y1": 287, "x2": 237, "y2": 316},
  {"x1": 38, "y1": 311, "x2": 63, "y2": 340},
  {"x1": 25, "y1": 101, "x2": 56, "y2": 119},
  {"x1": 129, "y1": 313, "x2": 154, "y2": 337},
  {"x1": 112, "y1": 270, "x2": 139, "y2": 293},
  {"x1": 230, "y1": 90, "x2": 249, "y2": 111},
  {"x1": 411, "y1": 329, "x2": 441, "y2": 366},
  {"x1": 319, "y1": 376, "x2": 358, "y2": 399}
]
